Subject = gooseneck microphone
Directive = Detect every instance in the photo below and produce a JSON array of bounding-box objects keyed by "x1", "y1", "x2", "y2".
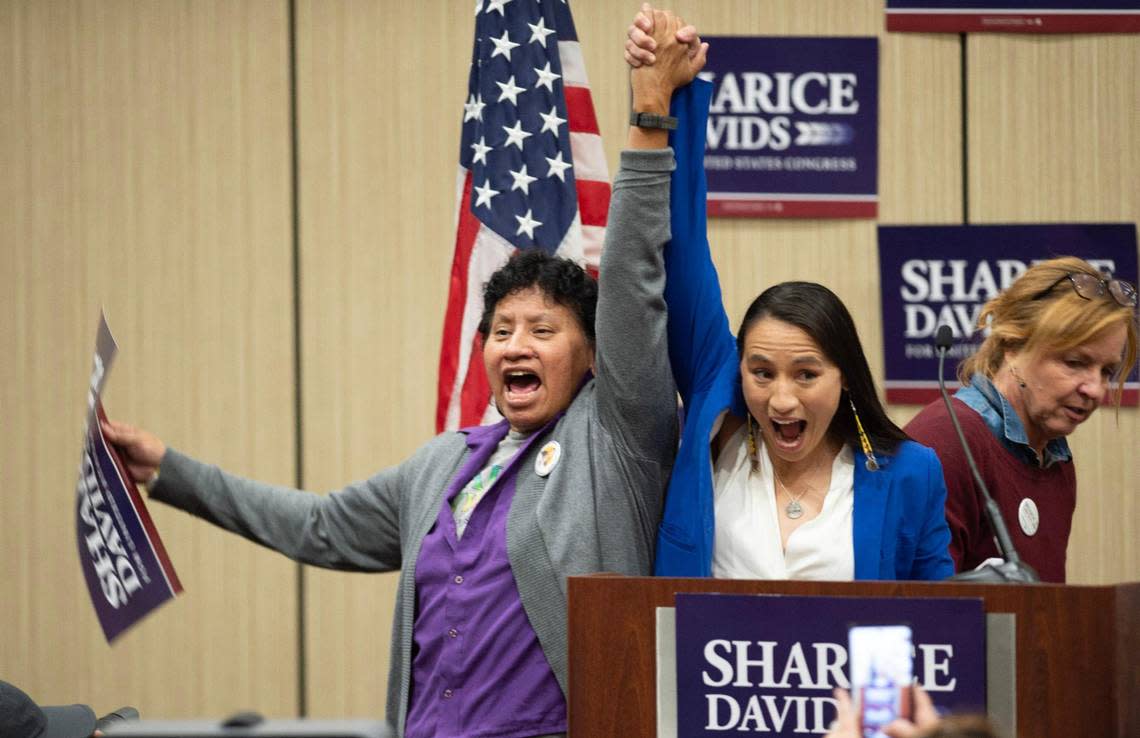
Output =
[
  {"x1": 95, "y1": 706, "x2": 141, "y2": 731},
  {"x1": 935, "y1": 325, "x2": 1039, "y2": 583}
]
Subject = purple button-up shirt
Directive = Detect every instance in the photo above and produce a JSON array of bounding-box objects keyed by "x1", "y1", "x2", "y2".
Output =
[{"x1": 405, "y1": 419, "x2": 567, "y2": 738}]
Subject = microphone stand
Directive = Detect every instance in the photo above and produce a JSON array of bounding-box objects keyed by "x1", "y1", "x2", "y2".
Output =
[{"x1": 935, "y1": 326, "x2": 1039, "y2": 584}]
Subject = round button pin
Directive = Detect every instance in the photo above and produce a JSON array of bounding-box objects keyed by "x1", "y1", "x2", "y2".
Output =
[
  {"x1": 535, "y1": 441, "x2": 562, "y2": 477},
  {"x1": 1018, "y1": 498, "x2": 1039, "y2": 537}
]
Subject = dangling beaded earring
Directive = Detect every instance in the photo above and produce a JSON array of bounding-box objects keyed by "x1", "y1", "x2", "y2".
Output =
[
  {"x1": 746, "y1": 414, "x2": 760, "y2": 472},
  {"x1": 849, "y1": 397, "x2": 880, "y2": 471},
  {"x1": 1010, "y1": 365, "x2": 1027, "y2": 388}
]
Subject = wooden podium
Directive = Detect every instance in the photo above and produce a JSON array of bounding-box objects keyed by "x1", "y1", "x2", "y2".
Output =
[{"x1": 567, "y1": 576, "x2": 1138, "y2": 738}]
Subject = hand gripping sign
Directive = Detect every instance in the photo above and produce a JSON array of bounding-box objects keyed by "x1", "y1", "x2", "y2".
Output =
[{"x1": 76, "y1": 313, "x2": 182, "y2": 642}]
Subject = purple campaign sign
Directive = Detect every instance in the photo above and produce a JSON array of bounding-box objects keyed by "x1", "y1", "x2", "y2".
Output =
[
  {"x1": 675, "y1": 594, "x2": 985, "y2": 737},
  {"x1": 699, "y1": 37, "x2": 878, "y2": 218},
  {"x1": 76, "y1": 314, "x2": 182, "y2": 642},
  {"x1": 878, "y1": 224, "x2": 1139, "y2": 405},
  {"x1": 886, "y1": 0, "x2": 1140, "y2": 33}
]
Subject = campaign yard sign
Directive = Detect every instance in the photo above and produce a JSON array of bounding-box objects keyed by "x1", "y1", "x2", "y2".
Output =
[
  {"x1": 878, "y1": 224, "x2": 1139, "y2": 406},
  {"x1": 699, "y1": 37, "x2": 878, "y2": 218},
  {"x1": 886, "y1": 1, "x2": 1140, "y2": 33},
  {"x1": 77, "y1": 314, "x2": 182, "y2": 642},
  {"x1": 674, "y1": 594, "x2": 985, "y2": 737}
]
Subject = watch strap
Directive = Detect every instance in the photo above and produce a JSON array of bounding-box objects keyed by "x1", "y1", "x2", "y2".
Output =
[{"x1": 629, "y1": 111, "x2": 678, "y2": 130}]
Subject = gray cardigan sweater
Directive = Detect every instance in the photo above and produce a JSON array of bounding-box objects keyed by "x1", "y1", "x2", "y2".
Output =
[{"x1": 150, "y1": 149, "x2": 678, "y2": 735}]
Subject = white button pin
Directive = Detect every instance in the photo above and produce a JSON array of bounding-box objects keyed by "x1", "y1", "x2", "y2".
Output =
[{"x1": 535, "y1": 441, "x2": 561, "y2": 477}]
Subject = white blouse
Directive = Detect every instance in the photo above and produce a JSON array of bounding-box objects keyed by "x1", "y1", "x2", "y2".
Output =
[{"x1": 711, "y1": 423, "x2": 855, "y2": 581}]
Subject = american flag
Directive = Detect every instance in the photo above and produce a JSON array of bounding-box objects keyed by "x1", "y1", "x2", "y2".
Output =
[{"x1": 436, "y1": 0, "x2": 611, "y2": 432}]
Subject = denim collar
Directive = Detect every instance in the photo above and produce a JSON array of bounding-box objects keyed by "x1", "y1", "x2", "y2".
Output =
[{"x1": 954, "y1": 373, "x2": 1071, "y2": 467}]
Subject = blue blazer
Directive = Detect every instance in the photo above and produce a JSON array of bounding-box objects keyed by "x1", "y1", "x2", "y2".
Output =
[{"x1": 653, "y1": 81, "x2": 953, "y2": 581}]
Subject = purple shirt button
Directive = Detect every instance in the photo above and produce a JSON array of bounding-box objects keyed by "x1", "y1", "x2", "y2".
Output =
[
  {"x1": 448, "y1": 628, "x2": 459, "y2": 638},
  {"x1": 453, "y1": 575, "x2": 464, "y2": 584},
  {"x1": 443, "y1": 688, "x2": 454, "y2": 699}
]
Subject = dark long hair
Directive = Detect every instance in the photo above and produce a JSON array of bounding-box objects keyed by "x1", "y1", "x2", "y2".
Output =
[{"x1": 736, "y1": 281, "x2": 908, "y2": 455}]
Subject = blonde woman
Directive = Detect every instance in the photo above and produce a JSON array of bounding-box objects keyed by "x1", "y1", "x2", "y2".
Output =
[{"x1": 906, "y1": 256, "x2": 1138, "y2": 582}]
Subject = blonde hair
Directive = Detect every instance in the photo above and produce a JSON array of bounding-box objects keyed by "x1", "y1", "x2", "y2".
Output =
[{"x1": 959, "y1": 256, "x2": 1139, "y2": 405}]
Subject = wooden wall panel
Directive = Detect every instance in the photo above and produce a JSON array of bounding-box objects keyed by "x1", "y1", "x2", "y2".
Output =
[
  {"x1": 968, "y1": 34, "x2": 1140, "y2": 584},
  {"x1": 294, "y1": 0, "x2": 469, "y2": 718},
  {"x1": 0, "y1": 0, "x2": 298, "y2": 718},
  {"x1": 294, "y1": 0, "x2": 961, "y2": 718}
]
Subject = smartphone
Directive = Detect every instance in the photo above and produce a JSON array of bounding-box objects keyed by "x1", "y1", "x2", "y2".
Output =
[{"x1": 848, "y1": 624, "x2": 914, "y2": 738}]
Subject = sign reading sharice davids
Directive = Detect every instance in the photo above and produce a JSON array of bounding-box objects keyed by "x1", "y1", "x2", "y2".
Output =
[
  {"x1": 77, "y1": 313, "x2": 182, "y2": 642},
  {"x1": 886, "y1": 1, "x2": 1140, "y2": 33},
  {"x1": 675, "y1": 594, "x2": 985, "y2": 736},
  {"x1": 698, "y1": 37, "x2": 878, "y2": 218},
  {"x1": 878, "y1": 224, "x2": 1139, "y2": 406}
]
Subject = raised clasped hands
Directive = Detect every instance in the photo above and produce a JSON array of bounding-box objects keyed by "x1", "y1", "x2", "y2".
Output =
[{"x1": 625, "y1": 3, "x2": 708, "y2": 110}]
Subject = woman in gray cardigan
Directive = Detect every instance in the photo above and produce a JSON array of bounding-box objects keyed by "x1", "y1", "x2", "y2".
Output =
[{"x1": 102, "y1": 17, "x2": 707, "y2": 735}]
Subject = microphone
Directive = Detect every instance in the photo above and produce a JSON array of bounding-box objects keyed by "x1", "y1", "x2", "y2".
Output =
[
  {"x1": 95, "y1": 706, "x2": 140, "y2": 732},
  {"x1": 934, "y1": 325, "x2": 1039, "y2": 583}
]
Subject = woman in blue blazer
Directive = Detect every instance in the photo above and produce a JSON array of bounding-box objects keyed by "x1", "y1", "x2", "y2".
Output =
[{"x1": 630, "y1": 51, "x2": 953, "y2": 580}]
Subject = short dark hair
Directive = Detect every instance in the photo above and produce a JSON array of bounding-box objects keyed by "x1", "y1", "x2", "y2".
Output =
[
  {"x1": 478, "y1": 250, "x2": 597, "y2": 345},
  {"x1": 736, "y1": 281, "x2": 908, "y2": 454}
]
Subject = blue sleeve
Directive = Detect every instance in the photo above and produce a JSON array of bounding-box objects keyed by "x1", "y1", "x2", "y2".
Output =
[
  {"x1": 910, "y1": 446, "x2": 955, "y2": 580},
  {"x1": 665, "y1": 80, "x2": 738, "y2": 405}
]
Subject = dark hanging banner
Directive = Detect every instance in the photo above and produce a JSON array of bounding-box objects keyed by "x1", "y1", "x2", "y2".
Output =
[
  {"x1": 877, "y1": 224, "x2": 1139, "y2": 405},
  {"x1": 698, "y1": 36, "x2": 878, "y2": 218},
  {"x1": 886, "y1": 1, "x2": 1140, "y2": 33}
]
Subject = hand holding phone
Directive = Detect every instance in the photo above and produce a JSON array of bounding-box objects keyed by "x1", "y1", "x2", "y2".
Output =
[
  {"x1": 826, "y1": 684, "x2": 943, "y2": 738},
  {"x1": 848, "y1": 624, "x2": 913, "y2": 738}
]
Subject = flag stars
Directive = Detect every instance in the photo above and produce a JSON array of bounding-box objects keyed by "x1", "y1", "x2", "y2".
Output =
[
  {"x1": 545, "y1": 151, "x2": 572, "y2": 182},
  {"x1": 496, "y1": 75, "x2": 525, "y2": 105},
  {"x1": 528, "y1": 17, "x2": 556, "y2": 45},
  {"x1": 473, "y1": 179, "x2": 500, "y2": 209},
  {"x1": 502, "y1": 119, "x2": 532, "y2": 149},
  {"x1": 515, "y1": 209, "x2": 542, "y2": 239},
  {"x1": 485, "y1": 0, "x2": 513, "y2": 16},
  {"x1": 509, "y1": 164, "x2": 538, "y2": 195},
  {"x1": 470, "y1": 136, "x2": 491, "y2": 165},
  {"x1": 539, "y1": 106, "x2": 566, "y2": 135},
  {"x1": 490, "y1": 30, "x2": 520, "y2": 61},
  {"x1": 533, "y1": 62, "x2": 561, "y2": 92},
  {"x1": 463, "y1": 93, "x2": 485, "y2": 122}
]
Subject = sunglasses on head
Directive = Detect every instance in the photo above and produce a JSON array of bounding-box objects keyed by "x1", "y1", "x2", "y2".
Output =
[{"x1": 1033, "y1": 272, "x2": 1138, "y2": 308}]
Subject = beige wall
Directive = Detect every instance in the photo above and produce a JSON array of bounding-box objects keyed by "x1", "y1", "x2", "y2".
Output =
[
  {"x1": 0, "y1": 0, "x2": 299, "y2": 720},
  {"x1": 1, "y1": 0, "x2": 1135, "y2": 720}
]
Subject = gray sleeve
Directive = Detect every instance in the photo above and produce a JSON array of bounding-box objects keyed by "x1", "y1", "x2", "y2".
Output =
[
  {"x1": 593, "y1": 148, "x2": 678, "y2": 461},
  {"x1": 150, "y1": 448, "x2": 402, "y2": 572}
]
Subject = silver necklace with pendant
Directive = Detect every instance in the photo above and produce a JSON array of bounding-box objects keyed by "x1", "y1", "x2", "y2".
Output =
[{"x1": 773, "y1": 471, "x2": 812, "y2": 520}]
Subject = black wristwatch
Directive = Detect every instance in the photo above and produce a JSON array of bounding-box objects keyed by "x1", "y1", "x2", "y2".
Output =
[{"x1": 629, "y1": 111, "x2": 678, "y2": 130}]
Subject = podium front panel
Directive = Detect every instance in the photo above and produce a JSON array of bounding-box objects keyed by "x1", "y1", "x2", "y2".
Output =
[{"x1": 567, "y1": 576, "x2": 1138, "y2": 738}]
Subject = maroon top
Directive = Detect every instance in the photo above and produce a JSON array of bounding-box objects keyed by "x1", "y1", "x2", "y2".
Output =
[{"x1": 906, "y1": 398, "x2": 1076, "y2": 583}]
